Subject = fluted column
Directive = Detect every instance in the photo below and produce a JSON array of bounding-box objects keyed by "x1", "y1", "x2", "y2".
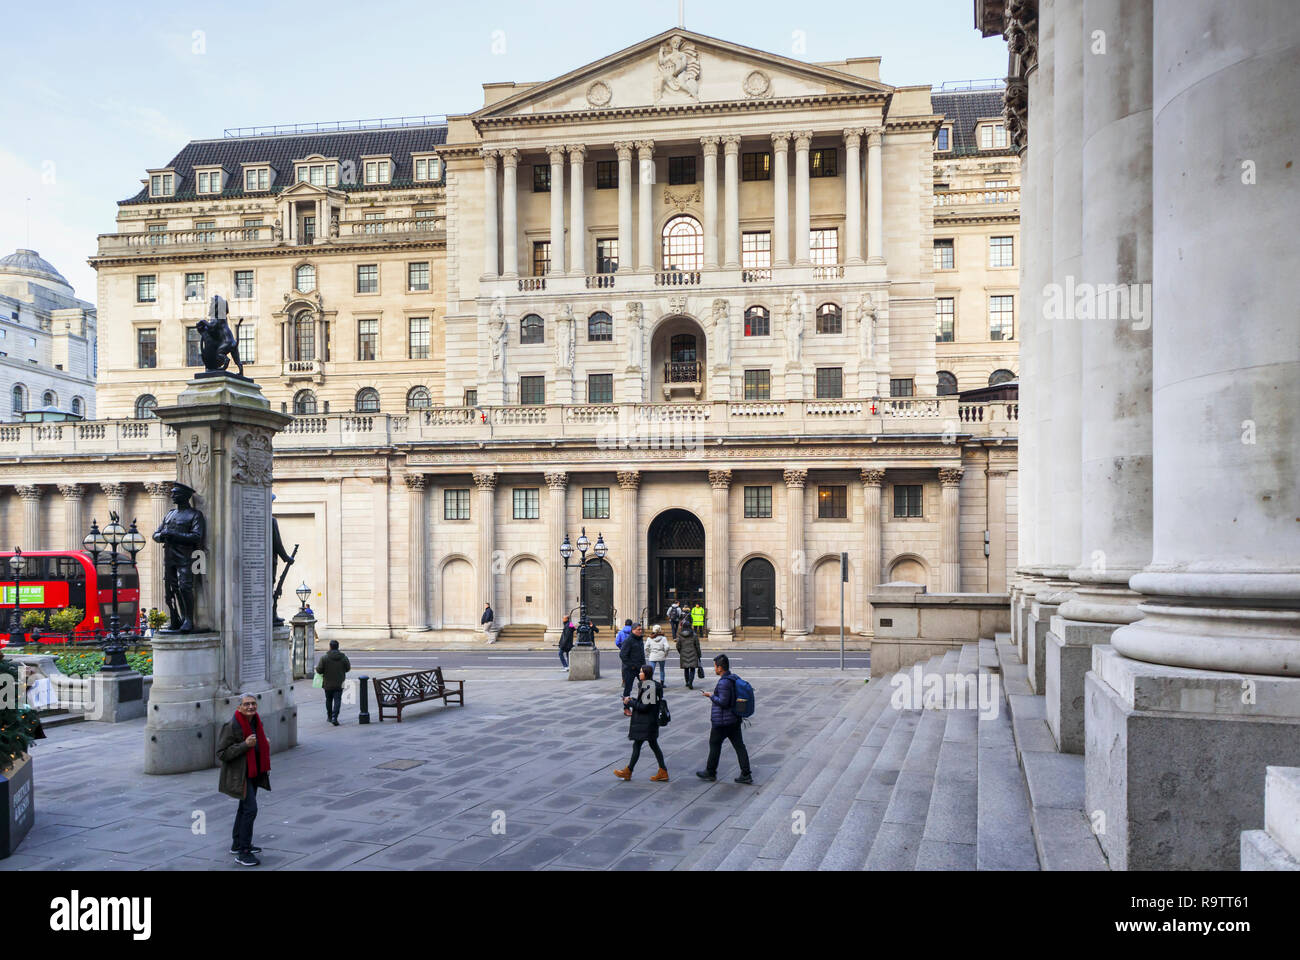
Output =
[
  {"x1": 1032, "y1": 0, "x2": 1057, "y2": 578},
  {"x1": 986, "y1": 468, "x2": 1009, "y2": 594},
  {"x1": 614, "y1": 142, "x2": 635, "y2": 271},
  {"x1": 636, "y1": 141, "x2": 655, "y2": 272},
  {"x1": 701, "y1": 137, "x2": 720, "y2": 269},
  {"x1": 771, "y1": 133, "x2": 791, "y2": 266},
  {"x1": 860, "y1": 469, "x2": 884, "y2": 634},
  {"x1": 618, "y1": 471, "x2": 640, "y2": 627},
  {"x1": 501, "y1": 148, "x2": 519, "y2": 277},
  {"x1": 722, "y1": 135, "x2": 741, "y2": 268},
  {"x1": 101, "y1": 482, "x2": 126, "y2": 525},
  {"x1": 17, "y1": 485, "x2": 41, "y2": 551},
  {"x1": 939, "y1": 469, "x2": 963, "y2": 592},
  {"x1": 58, "y1": 483, "x2": 84, "y2": 552},
  {"x1": 784, "y1": 469, "x2": 808, "y2": 635},
  {"x1": 866, "y1": 127, "x2": 884, "y2": 264},
  {"x1": 844, "y1": 128, "x2": 865, "y2": 264},
  {"x1": 544, "y1": 472, "x2": 568, "y2": 641},
  {"x1": 793, "y1": 132, "x2": 812, "y2": 265},
  {"x1": 568, "y1": 146, "x2": 586, "y2": 275},
  {"x1": 473, "y1": 471, "x2": 498, "y2": 637},
  {"x1": 144, "y1": 480, "x2": 170, "y2": 615},
  {"x1": 707, "y1": 471, "x2": 733, "y2": 641},
  {"x1": 481, "y1": 148, "x2": 499, "y2": 278},
  {"x1": 405, "y1": 475, "x2": 429, "y2": 633},
  {"x1": 546, "y1": 146, "x2": 566, "y2": 275}
]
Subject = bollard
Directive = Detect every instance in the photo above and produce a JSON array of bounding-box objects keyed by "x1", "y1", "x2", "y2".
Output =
[{"x1": 357, "y1": 675, "x2": 370, "y2": 725}]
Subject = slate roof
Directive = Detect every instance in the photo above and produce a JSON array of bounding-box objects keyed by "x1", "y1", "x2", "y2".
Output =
[
  {"x1": 931, "y1": 89, "x2": 1011, "y2": 155},
  {"x1": 121, "y1": 125, "x2": 448, "y2": 205}
]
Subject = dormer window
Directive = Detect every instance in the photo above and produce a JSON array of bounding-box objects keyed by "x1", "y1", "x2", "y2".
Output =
[
  {"x1": 244, "y1": 166, "x2": 271, "y2": 191},
  {"x1": 413, "y1": 155, "x2": 441, "y2": 182},
  {"x1": 936, "y1": 125, "x2": 953, "y2": 152},
  {"x1": 195, "y1": 168, "x2": 224, "y2": 194},
  {"x1": 979, "y1": 122, "x2": 1008, "y2": 150},
  {"x1": 149, "y1": 172, "x2": 175, "y2": 197},
  {"x1": 296, "y1": 162, "x2": 338, "y2": 187},
  {"x1": 364, "y1": 159, "x2": 391, "y2": 185}
]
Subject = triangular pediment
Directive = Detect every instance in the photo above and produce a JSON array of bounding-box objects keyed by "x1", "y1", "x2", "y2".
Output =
[{"x1": 475, "y1": 29, "x2": 892, "y2": 120}]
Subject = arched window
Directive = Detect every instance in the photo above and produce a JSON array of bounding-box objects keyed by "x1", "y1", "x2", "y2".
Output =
[
  {"x1": 294, "y1": 311, "x2": 316, "y2": 361},
  {"x1": 937, "y1": 371, "x2": 958, "y2": 396},
  {"x1": 42, "y1": 390, "x2": 57, "y2": 408},
  {"x1": 134, "y1": 394, "x2": 158, "y2": 418},
  {"x1": 354, "y1": 387, "x2": 380, "y2": 413},
  {"x1": 587, "y1": 311, "x2": 612, "y2": 342},
  {"x1": 989, "y1": 369, "x2": 1016, "y2": 387},
  {"x1": 295, "y1": 263, "x2": 316, "y2": 293},
  {"x1": 816, "y1": 303, "x2": 842, "y2": 335},
  {"x1": 406, "y1": 386, "x2": 431, "y2": 410},
  {"x1": 520, "y1": 313, "x2": 544, "y2": 344},
  {"x1": 293, "y1": 389, "x2": 318, "y2": 415},
  {"x1": 11, "y1": 384, "x2": 26, "y2": 415},
  {"x1": 744, "y1": 306, "x2": 770, "y2": 337},
  {"x1": 661, "y1": 215, "x2": 703, "y2": 272},
  {"x1": 71, "y1": 396, "x2": 83, "y2": 416}
]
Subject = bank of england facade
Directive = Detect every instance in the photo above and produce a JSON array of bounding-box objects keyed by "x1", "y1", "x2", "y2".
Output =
[{"x1": 0, "y1": 30, "x2": 1021, "y2": 643}]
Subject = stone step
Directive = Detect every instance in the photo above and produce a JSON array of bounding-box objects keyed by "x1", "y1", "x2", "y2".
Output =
[
  {"x1": 37, "y1": 710, "x2": 85, "y2": 728},
  {"x1": 863, "y1": 705, "x2": 947, "y2": 870},
  {"x1": 979, "y1": 637, "x2": 999, "y2": 672},
  {"x1": 1020, "y1": 751, "x2": 1108, "y2": 870},
  {"x1": 957, "y1": 641, "x2": 980, "y2": 675},
  {"x1": 1264, "y1": 766, "x2": 1300, "y2": 861},
  {"x1": 975, "y1": 664, "x2": 1040, "y2": 870},
  {"x1": 1241, "y1": 829, "x2": 1300, "y2": 871},
  {"x1": 1008, "y1": 693, "x2": 1058, "y2": 759},
  {"x1": 915, "y1": 706, "x2": 980, "y2": 869},
  {"x1": 996, "y1": 639, "x2": 1033, "y2": 698}
]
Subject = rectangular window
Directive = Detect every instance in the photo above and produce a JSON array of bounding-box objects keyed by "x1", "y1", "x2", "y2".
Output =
[
  {"x1": 533, "y1": 241, "x2": 551, "y2": 277},
  {"x1": 407, "y1": 317, "x2": 430, "y2": 359},
  {"x1": 936, "y1": 127, "x2": 951, "y2": 151},
  {"x1": 234, "y1": 270, "x2": 254, "y2": 299},
  {"x1": 463, "y1": 389, "x2": 478, "y2": 407},
  {"x1": 414, "y1": 157, "x2": 441, "y2": 182},
  {"x1": 890, "y1": 378, "x2": 915, "y2": 397},
  {"x1": 408, "y1": 262, "x2": 430, "y2": 292},
  {"x1": 582, "y1": 487, "x2": 610, "y2": 519},
  {"x1": 893, "y1": 484, "x2": 924, "y2": 518},
  {"x1": 989, "y1": 295, "x2": 1014, "y2": 341},
  {"x1": 596, "y1": 238, "x2": 619, "y2": 274},
  {"x1": 194, "y1": 221, "x2": 216, "y2": 243},
  {"x1": 742, "y1": 152, "x2": 771, "y2": 181},
  {"x1": 150, "y1": 173, "x2": 174, "y2": 196},
  {"x1": 357, "y1": 264, "x2": 378, "y2": 294},
  {"x1": 810, "y1": 228, "x2": 839, "y2": 265},
  {"x1": 989, "y1": 235, "x2": 1014, "y2": 268},
  {"x1": 184, "y1": 272, "x2": 205, "y2": 301},
  {"x1": 414, "y1": 208, "x2": 438, "y2": 223},
  {"x1": 936, "y1": 298, "x2": 955, "y2": 343},
  {"x1": 364, "y1": 160, "x2": 390, "y2": 184},
  {"x1": 980, "y1": 123, "x2": 1008, "y2": 149},
  {"x1": 533, "y1": 164, "x2": 551, "y2": 192},
  {"x1": 241, "y1": 218, "x2": 263, "y2": 241},
  {"x1": 364, "y1": 212, "x2": 385, "y2": 235},
  {"x1": 815, "y1": 367, "x2": 843, "y2": 399},
  {"x1": 817, "y1": 485, "x2": 847, "y2": 519},
  {"x1": 596, "y1": 160, "x2": 618, "y2": 189},
  {"x1": 741, "y1": 232, "x2": 771, "y2": 269},
  {"x1": 185, "y1": 325, "x2": 202, "y2": 367},
  {"x1": 587, "y1": 373, "x2": 614, "y2": 404},
  {"x1": 743, "y1": 369, "x2": 771, "y2": 400},
  {"x1": 196, "y1": 171, "x2": 219, "y2": 194},
  {"x1": 513, "y1": 488, "x2": 540, "y2": 520},
  {"x1": 444, "y1": 489, "x2": 470, "y2": 520},
  {"x1": 745, "y1": 308, "x2": 770, "y2": 337},
  {"x1": 146, "y1": 223, "x2": 167, "y2": 246},
  {"x1": 357, "y1": 319, "x2": 378, "y2": 361},
  {"x1": 810, "y1": 148, "x2": 838, "y2": 178},
  {"x1": 519, "y1": 375, "x2": 545, "y2": 405},
  {"x1": 137, "y1": 328, "x2": 157, "y2": 368},
  {"x1": 743, "y1": 486, "x2": 773, "y2": 519},
  {"x1": 244, "y1": 168, "x2": 269, "y2": 191},
  {"x1": 236, "y1": 322, "x2": 256, "y2": 364},
  {"x1": 137, "y1": 275, "x2": 157, "y2": 303},
  {"x1": 933, "y1": 239, "x2": 954, "y2": 271},
  {"x1": 668, "y1": 156, "x2": 696, "y2": 185}
]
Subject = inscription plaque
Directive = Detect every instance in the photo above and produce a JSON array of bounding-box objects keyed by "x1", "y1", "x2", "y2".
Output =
[{"x1": 240, "y1": 485, "x2": 269, "y2": 683}]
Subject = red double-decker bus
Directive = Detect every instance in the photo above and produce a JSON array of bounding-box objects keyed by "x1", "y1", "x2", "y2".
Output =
[{"x1": 0, "y1": 550, "x2": 141, "y2": 646}]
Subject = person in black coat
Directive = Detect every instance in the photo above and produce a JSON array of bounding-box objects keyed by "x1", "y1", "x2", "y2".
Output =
[
  {"x1": 614, "y1": 665, "x2": 668, "y2": 782},
  {"x1": 618, "y1": 623, "x2": 647, "y2": 699},
  {"x1": 559, "y1": 617, "x2": 575, "y2": 670}
]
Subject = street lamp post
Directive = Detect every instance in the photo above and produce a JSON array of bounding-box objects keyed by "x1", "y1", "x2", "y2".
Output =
[
  {"x1": 83, "y1": 512, "x2": 144, "y2": 671},
  {"x1": 8, "y1": 547, "x2": 25, "y2": 645},
  {"x1": 559, "y1": 526, "x2": 607, "y2": 645}
]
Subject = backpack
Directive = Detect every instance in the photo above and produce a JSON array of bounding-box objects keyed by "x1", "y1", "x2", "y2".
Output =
[{"x1": 730, "y1": 674, "x2": 756, "y2": 720}]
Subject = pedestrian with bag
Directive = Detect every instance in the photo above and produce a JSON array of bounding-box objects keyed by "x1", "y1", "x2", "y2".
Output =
[
  {"x1": 559, "y1": 616, "x2": 575, "y2": 670},
  {"x1": 667, "y1": 601, "x2": 683, "y2": 639},
  {"x1": 314, "y1": 639, "x2": 350, "y2": 725},
  {"x1": 645, "y1": 624, "x2": 671, "y2": 686},
  {"x1": 216, "y1": 693, "x2": 272, "y2": 866},
  {"x1": 691, "y1": 602, "x2": 706, "y2": 638},
  {"x1": 614, "y1": 663, "x2": 669, "y2": 782},
  {"x1": 696, "y1": 654, "x2": 753, "y2": 785},
  {"x1": 619, "y1": 622, "x2": 646, "y2": 699},
  {"x1": 676, "y1": 624, "x2": 703, "y2": 689}
]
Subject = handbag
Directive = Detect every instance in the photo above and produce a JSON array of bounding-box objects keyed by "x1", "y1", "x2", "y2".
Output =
[
  {"x1": 658, "y1": 698, "x2": 671, "y2": 726},
  {"x1": 697, "y1": 666, "x2": 705, "y2": 679},
  {"x1": 312, "y1": 672, "x2": 324, "y2": 689}
]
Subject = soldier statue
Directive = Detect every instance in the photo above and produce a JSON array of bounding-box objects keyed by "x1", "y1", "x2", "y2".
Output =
[
  {"x1": 271, "y1": 493, "x2": 295, "y2": 625},
  {"x1": 197, "y1": 294, "x2": 245, "y2": 378},
  {"x1": 152, "y1": 482, "x2": 206, "y2": 632}
]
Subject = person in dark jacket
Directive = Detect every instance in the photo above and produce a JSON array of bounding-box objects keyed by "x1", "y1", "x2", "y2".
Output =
[
  {"x1": 615, "y1": 618, "x2": 633, "y2": 648},
  {"x1": 559, "y1": 617, "x2": 575, "y2": 670},
  {"x1": 614, "y1": 664, "x2": 668, "y2": 782},
  {"x1": 619, "y1": 623, "x2": 646, "y2": 698},
  {"x1": 216, "y1": 693, "x2": 271, "y2": 866},
  {"x1": 315, "y1": 640, "x2": 351, "y2": 725},
  {"x1": 481, "y1": 603, "x2": 495, "y2": 626},
  {"x1": 676, "y1": 624, "x2": 702, "y2": 689},
  {"x1": 696, "y1": 654, "x2": 752, "y2": 784},
  {"x1": 667, "y1": 601, "x2": 683, "y2": 639}
]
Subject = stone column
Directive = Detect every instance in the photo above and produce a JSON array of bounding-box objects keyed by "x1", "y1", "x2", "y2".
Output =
[
  {"x1": 101, "y1": 482, "x2": 126, "y2": 524},
  {"x1": 501, "y1": 148, "x2": 519, "y2": 277},
  {"x1": 473, "y1": 471, "x2": 498, "y2": 638},
  {"x1": 1085, "y1": 0, "x2": 1300, "y2": 870},
  {"x1": 707, "y1": 470, "x2": 733, "y2": 642},
  {"x1": 618, "y1": 471, "x2": 640, "y2": 628},
  {"x1": 986, "y1": 468, "x2": 1009, "y2": 594},
  {"x1": 544, "y1": 471, "x2": 567, "y2": 643},
  {"x1": 701, "y1": 137, "x2": 720, "y2": 269},
  {"x1": 405, "y1": 474, "x2": 429, "y2": 635},
  {"x1": 939, "y1": 469, "x2": 963, "y2": 592},
  {"x1": 144, "y1": 480, "x2": 171, "y2": 615},
  {"x1": 722, "y1": 135, "x2": 741, "y2": 268},
  {"x1": 860, "y1": 469, "x2": 884, "y2": 635},
  {"x1": 771, "y1": 133, "x2": 791, "y2": 266},
  {"x1": 793, "y1": 132, "x2": 812, "y2": 265},
  {"x1": 866, "y1": 127, "x2": 884, "y2": 264},
  {"x1": 784, "y1": 469, "x2": 808, "y2": 636},
  {"x1": 636, "y1": 141, "x2": 655, "y2": 272},
  {"x1": 481, "y1": 148, "x2": 499, "y2": 278},
  {"x1": 843, "y1": 128, "x2": 865, "y2": 264},
  {"x1": 546, "y1": 146, "x2": 566, "y2": 275},
  {"x1": 568, "y1": 146, "x2": 586, "y2": 275},
  {"x1": 57, "y1": 483, "x2": 84, "y2": 552},
  {"x1": 614, "y1": 142, "x2": 635, "y2": 272}
]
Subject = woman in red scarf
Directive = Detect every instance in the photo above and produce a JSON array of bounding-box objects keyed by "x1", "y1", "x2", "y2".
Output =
[{"x1": 216, "y1": 693, "x2": 271, "y2": 866}]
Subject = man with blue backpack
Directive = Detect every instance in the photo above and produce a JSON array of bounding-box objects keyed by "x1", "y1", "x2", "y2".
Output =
[{"x1": 695, "y1": 653, "x2": 753, "y2": 785}]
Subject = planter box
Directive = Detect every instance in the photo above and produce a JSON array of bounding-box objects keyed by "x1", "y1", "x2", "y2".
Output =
[{"x1": 0, "y1": 753, "x2": 34, "y2": 858}]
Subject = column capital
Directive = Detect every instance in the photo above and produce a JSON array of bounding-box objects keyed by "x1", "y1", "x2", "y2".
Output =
[
  {"x1": 16, "y1": 484, "x2": 42, "y2": 501},
  {"x1": 545, "y1": 145, "x2": 566, "y2": 163},
  {"x1": 843, "y1": 127, "x2": 866, "y2": 147},
  {"x1": 770, "y1": 131, "x2": 791, "y2": 149},
  {"x1": 57, "y1": 483, "x2": 84, "y2": 501},
  {"x1": 480, "y1": 148, "x2": 500, "y2": 166},
  {"x1": 544, "y1": 471, "x2": 569, "y2": 491},
  {"x1": 635, "y1": 140, "x2": 655, "y2": 157},
  {"x1": 708, "y1": 469, "x2": 732, "y2": 490},
  {"x1": 617, "y1": 470, "x2": 641, "y2": 490},
  {"x1": 700, "y1": 136, "x2": 720, "y2": 156},
  {"x1": 866, "y1": 126, "x2": 884, "y2": 146},
  {"x1": 721, "y1": 135, "x2": 741, "y2": 155},
  {"x1": 860, "y1": 468, "x2": 886, "y2": 487},
  {"x1": 500, "y1": 147, "x2": 520, "y2": 168},
  {"x1": 144, "y1": 480, "x2": 172, "y2": 498},
  {"x1": 939, "y1": 468, "x2": 964, "y2": 486},
  {"x1": 613, "y1": 141, "x2": 635, "y2": 160},
  {"x1": 567, "y1": 144, "x2": 587, "y2": 162},
  {"x1": 986, "y1": 467, "x2": 1010, "y2": 478},
  {"x1": 783, "y1": 469, "x2": 808, "y2": 489},
  {"x1": 404, "y1": 473, "x2": 427, "y2": 492},
  {"x1": 100, "y1": 482, "x2": 126, "y2": 499},
  {"x1": 793, "y1": 131, "x2": 814, "y2": 151},
  {"x1": 472, "y1": 471, "x2": 498, "y2": 491}
]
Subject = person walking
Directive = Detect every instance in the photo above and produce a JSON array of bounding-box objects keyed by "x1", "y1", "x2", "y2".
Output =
[
  {"x1": 691, "y1": 601, "x2": 706, "y2": 638},
  {"x1": 614, "y1": 664, "x2": 669, "y2": 782},
  {"x1": 217, "y1": 693, "x2": 272, "y2": 866},
  {"x1": 696, "y1": 654, "x2": 753, "y2": 785},
  {"x1": 314, "y1": 640, "x2": 351, "y2": 725},
  {"x1": 676, "y1": 623, "x2": 702, "y2": 689},
  {"x1": 481, "y1": 602, "x2": 495, "y2": 629},
  {"x1": 619, "y1": 622, "x2": 646, "y2": 699},
  {"x1": 645, "y1": 624, "x2": 671, "y2": 686},
  {"x1": 559, "y1": 616, "x2": 575, "y2": 670},
  {"x1": 667, "y1": 601, "x2": 683, "y2": 639},
  {"x1": 615, "y1": 618, "x2": 634, "y2": 648}
]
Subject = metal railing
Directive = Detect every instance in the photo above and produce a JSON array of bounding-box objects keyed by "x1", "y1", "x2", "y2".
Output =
[
  {"x1": 223, "y1": 115, "x2": 447, "y2": 138},
  {"x1": 664, "y1": 360, "x2": 702, "y2": 384}
]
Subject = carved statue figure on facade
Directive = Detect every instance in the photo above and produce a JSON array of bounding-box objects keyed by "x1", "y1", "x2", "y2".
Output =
[
  {"x1": 197, "y1": 294, "x2": 246, "y2": 379},
  {"x1": 152, "y1": 482, "x2": 206, "y2": 633},
  {"x1": 657, "y1": 36, "x2": 701, "y2": 100},
  {"x1": 785, "y1": 292, "x2": 806, "y2": 363},
  {"x1": 626, "y1": 301, "x2": 644, "y2": 371},
  {"x1": 488, "y1": 302, "x2": 507, "y2": 373},
  {"x1": 858, "y1": 292, "x2": 879, "y2": 360},
  {"x1": 711, "y1": 298, "x2": 732, "y2": 367},
  {"x1": 556, "y1": 303, "x2": 576, "y2": 370}
]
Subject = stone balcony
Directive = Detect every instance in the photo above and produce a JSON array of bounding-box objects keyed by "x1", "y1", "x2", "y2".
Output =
[
  {"x1": 932, "y1": 186, "x2": 1021, "y2": 221},
  {"x1": 505, "y1": 260, "x2": 885, "y2": 297},
  {"x1": 94, "y1": 216, "x2": 446, "y2": 259}
]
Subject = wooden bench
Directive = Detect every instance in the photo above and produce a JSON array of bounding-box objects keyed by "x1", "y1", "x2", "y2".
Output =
[{"x1": 372, "y1": 666, "x2": 465, "y2": 722}]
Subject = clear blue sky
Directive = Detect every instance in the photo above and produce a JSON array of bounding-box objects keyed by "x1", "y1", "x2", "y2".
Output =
[{"x1": 3, "y1": 0, "x2": 1005, "y2": 298}]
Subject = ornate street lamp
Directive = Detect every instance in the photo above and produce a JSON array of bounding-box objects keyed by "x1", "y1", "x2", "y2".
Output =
[
  {"x1": 559, "y1": 526, "x2": 607, "y2": 645},
  {"x1": 8, "y1": 547, "x2": 25, "y2": 644},
  {"x1": 296, "y1": 582, "x2": 311, "y2": 613},
  {"x1": 83, "y1": 512, "x2": 144, "y2": 671}
]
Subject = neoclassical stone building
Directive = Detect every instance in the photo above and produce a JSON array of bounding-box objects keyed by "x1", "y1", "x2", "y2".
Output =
[{"x1": 2, "y1": 29, "x2": 1021, "y2": 645}]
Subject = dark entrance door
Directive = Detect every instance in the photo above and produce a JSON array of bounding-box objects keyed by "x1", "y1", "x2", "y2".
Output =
[
  {"x1": 740, "y1": 558, "x2": 776, "y2": 627},
  {"x1": 581, "y1": 558, "x2": 614, "y2": 626},
  {"x1": 647, "y1": 509, "x2": 705, "y2": 621}
]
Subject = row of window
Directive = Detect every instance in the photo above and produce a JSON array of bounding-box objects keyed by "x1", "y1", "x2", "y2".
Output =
[
  {"x1": 935, "y1": 295, "x2": 1015, "y2": 342},
  {"x1": 936, "y1": 369, "x2": 1017, "y2": 396},
  {"x1": 133, "y1": 385, "x2": 436, "y2": 420},
  {"x1": 135, "y1": 260, "x2": 433, "y2": 305},
  {"x1": 933, "y1": 236, "x2": 1015, "y2": 271},
  {"x1": 934, "y1": 121, "x2": 1008, "y2": 153},
  {"x1": 9, "y1": 385, "x2": 85, "y2": 416},
  {"x1": 148, "y1": 156, "x2": 442, "y2": 198},
  {"x1": 531, "y1": 149, "x2": 838, "y2": 194}
]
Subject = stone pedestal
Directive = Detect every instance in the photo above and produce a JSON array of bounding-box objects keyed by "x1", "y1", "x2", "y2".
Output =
[
  {"x1": 1026, "y1": 589, "x2": 1066, "y2": 694},
  {"x1": 290, "y1": 612, "x2": 318, "y2": 680},
  {"x1": 568, "y1": 644, "x2": 600, "y2": 681},
  {"x1": 0, "y1": 753, "x2": 34, "y2": 859},
  {"x1": 88, "y1": 670, "x2": 147, "y2": 723},
  {"x1": 1045, "y1": 616, "x2": 1118, "y2": 753},
  {"x1": 1085, "y1": 645, "x2": 1300, "y2": 870}
]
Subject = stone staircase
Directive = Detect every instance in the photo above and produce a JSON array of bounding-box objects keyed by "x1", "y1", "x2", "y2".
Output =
[
  {"x1": 493, "y1": 624, "x2": 546, "y2": 642},
  {"x1": 1241, "y1": 766, "x2": 1300, "y2": 870},
  {"x1": 681, "y1": 641, "x2": 1062, "y2": 870}
]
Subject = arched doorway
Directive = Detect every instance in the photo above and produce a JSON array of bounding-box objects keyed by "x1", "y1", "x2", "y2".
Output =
[
  {"x1": 647, "y1": 509, "x2": 705, "y2": 620},
  {"x1": 740, "y1": 557, "x2": 775, "y2": 627},
  {"x1": 581, "y1": 557, "x2": 614, "y2": 625},
  {"x1": 509, "y1": 557, "x2": 544, "y2": 624}
]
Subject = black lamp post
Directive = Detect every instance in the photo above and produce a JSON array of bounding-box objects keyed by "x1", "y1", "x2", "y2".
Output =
[
  {"x1": 559, "y1": 526, "x2": 607, "y2": 645},
  {"x1": 83, "y1": 512, "x2": 144, "y2": 671},
  {"x1": 296, "y1": 581, "x2": 311, "y2": 614},
  {"x1": 8, "y1": 547, "x2": 25, "y2": 645}
]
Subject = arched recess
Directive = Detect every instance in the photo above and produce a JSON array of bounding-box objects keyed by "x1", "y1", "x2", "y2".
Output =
[
  {"x1": 739, "y1": 555, "x2": 776, "y2": 627},
  {"x1": 813, "y1": 555, "x2": 853, "y2": 632},
  {"x1": 508, "y1": 555, "x2": 545, "y2": 625},
  {"x1": 649, "y1": 314, "x2": 708, "y2": 400},
  {"x1": 439, "y1": 556, "x2": 475, "y2": 627},
  {"x1": 580, "y1": 557, "x2": 615, "y2": 625},
  {"x1": 647, "y1": 508, "x2": 705, "y2": 620},
  {"x1": 887, "y1": 553, "x2": 930, "y2": 588}
]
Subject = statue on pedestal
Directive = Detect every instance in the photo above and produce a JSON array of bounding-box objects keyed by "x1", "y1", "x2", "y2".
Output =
[
  {"x1": 152, "y1": 482, "x2": 206, "y2": 633},
  {"x1": 197, "y1": 294, "x2": 246, "y2": 378}
]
